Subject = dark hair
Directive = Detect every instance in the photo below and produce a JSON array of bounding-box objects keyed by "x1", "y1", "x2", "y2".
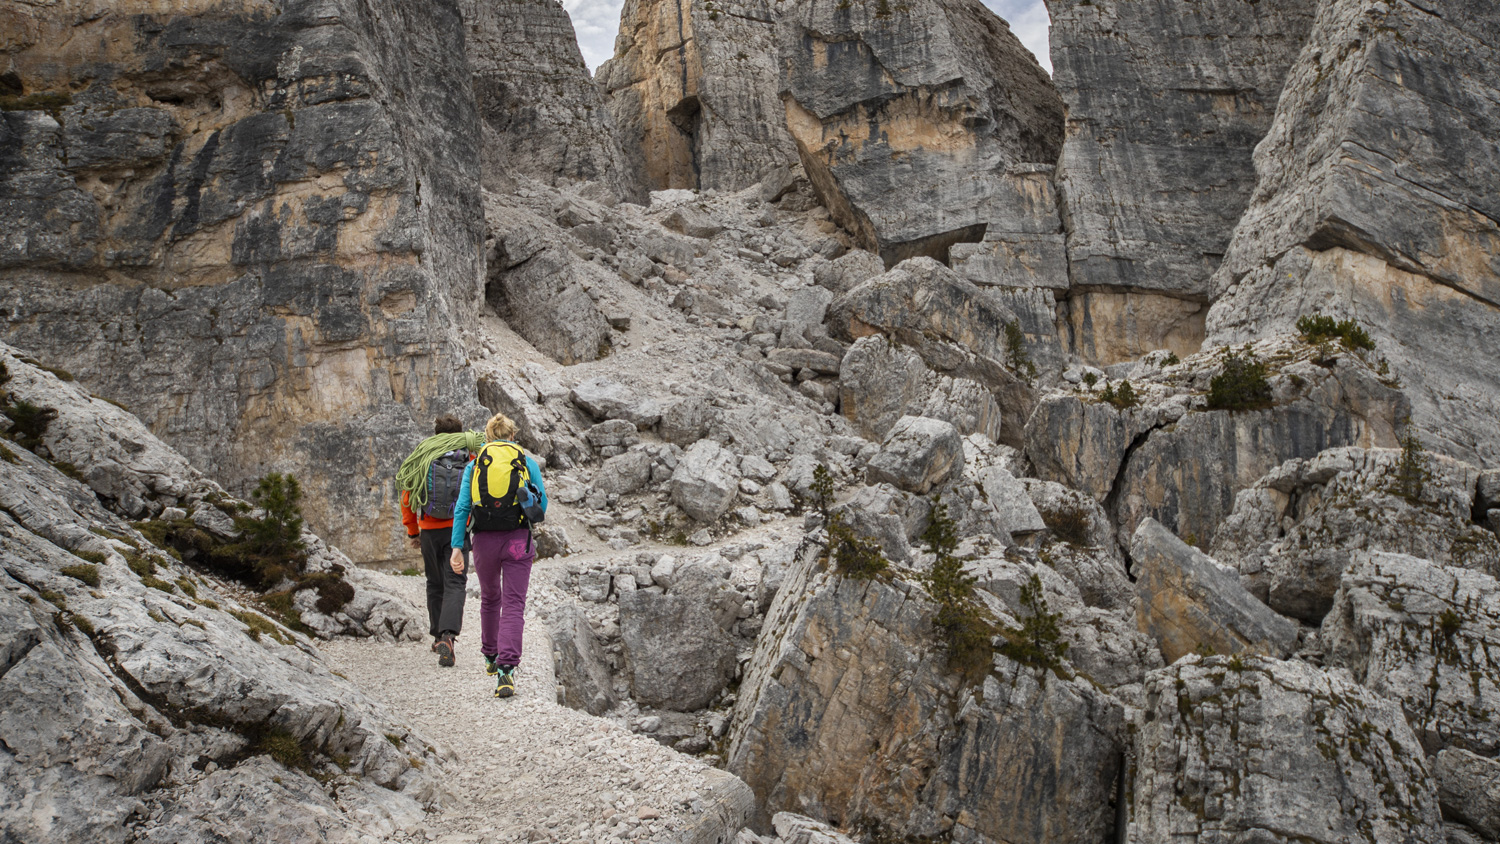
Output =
[{"x1": 434, "y1": 414, "x2": 463, "y2": 434}]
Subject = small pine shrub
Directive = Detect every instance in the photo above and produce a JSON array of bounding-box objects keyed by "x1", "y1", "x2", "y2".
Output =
[
  {"x1": 998, "y1": 573, "x2": 1069, "y2": 673},
  {"x1": 826, "y1": 514, "x2": 889, "y2": 580},
  {"x1": 1041, "y1": 504, "x2": 1091, "y2": 547},
  {"x1": 919, "y1": 499, "x2": 994, "y2": 674},
  {"x1": 1104, "y1": 379, "x2": 1138, "y2": 409},
  {"x1": 1081, "y1": 371, "x2": 1098, "y2": 389},
  {"x1": 809, "y1": 463, "x2": 835, "y2": 518},
  {"x1": 1004, "y1": 321, "x2": 1038, "y2": 381},
  {"x1": 5, "y1": 399, "x2": 57, "y2": 451},
  {"x1": 1296, "y1": 313, "x2": 1375, "y2": 352},
  {"x1": 1392, "y1": 425, "x2": 1430, "y2": 503},
  {"x1": 1206, "y1": 352, "x2": 1273, "y2": 411}
]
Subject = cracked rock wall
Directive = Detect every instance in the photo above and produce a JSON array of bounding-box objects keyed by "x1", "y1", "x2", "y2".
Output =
[
  {"x1": 1206, "y1": 0, "x2": 1500, "y2": 468},
  {"x1": 0, "y1": 0, "x2": 487, "y2": 562},
  {"x1": 1045, "y1": 0, "x2": 1318, "y2": 364}
]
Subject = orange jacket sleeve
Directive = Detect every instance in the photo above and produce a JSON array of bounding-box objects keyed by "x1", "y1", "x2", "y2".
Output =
[{"x1": 401, "y1": 490, "x2": 419, "y2": 536}]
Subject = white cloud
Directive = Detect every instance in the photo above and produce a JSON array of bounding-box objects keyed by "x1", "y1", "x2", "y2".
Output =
[{"x1": 562, "y1": 0, "x2": 1051, "y2": 77}]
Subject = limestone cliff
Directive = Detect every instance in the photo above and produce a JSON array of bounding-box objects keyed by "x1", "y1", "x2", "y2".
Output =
[
  {"x1": 597, "y1": 0, "x2": 796, "y2": 192},
  {"x1": 1206, "y1": 0, "x2": 1500, "y2": 468},
  {"x1": 778, "y1": 0, "x2": 1063, "y2": 268},
  {"x1": 1045, "y1": 0, "x2": 1318, "y2": 364},
  {"x1": 0, "y1": 0, "x2": 487, "y2": 562},
  {"x1": 460, "y1": 0, "x2": 646, "y2": 202}
]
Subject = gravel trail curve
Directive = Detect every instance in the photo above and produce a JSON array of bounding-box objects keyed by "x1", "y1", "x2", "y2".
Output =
[{"x1": 319, "y1": 567, "x2": 733, "y2": 843}]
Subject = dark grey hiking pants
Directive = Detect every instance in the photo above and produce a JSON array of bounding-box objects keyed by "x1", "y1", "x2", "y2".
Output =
[{"x1": 421, "y1": 528, "x2": 469, "y2": 638}]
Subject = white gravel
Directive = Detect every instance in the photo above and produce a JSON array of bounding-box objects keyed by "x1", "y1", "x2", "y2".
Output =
[{"x1": 319, "y1": 567, "x2": 725, "y2": 843}]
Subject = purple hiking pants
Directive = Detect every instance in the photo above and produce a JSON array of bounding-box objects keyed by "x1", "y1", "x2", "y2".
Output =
[{"x1": 471, "y1": 528, "x2": 535, "y2": 666}]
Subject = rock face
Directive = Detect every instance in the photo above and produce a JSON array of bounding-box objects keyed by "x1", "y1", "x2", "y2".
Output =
[
  {"x1": 1322, "y1": 552, "x2": 1500, "y2": 755},
  {"x1": 1046, "y1": 0, "x2": 1317, "y2": 362},
  {"x1": 0, "y1": 0, "x2": 488, "y2": 562},
  {"x1": 1205, "y1": 0, "x2": 1500, "y2": 467},
  {"x1": 838, "y1": 335, "x2": 1002, "y2": 443},
  {"x1": 1212, "y1": 447, "x2": 1500, "y2": 622},
  {"x1": 459, "y1": 0, "x2": 644, "y2": 201},
  {"x1": 728, "y1": 542, "x2": 1125, "y2": 842},
  {"x1": 619, "y1": 562, "x2": 740, "y2": 711},
  {"x1": 0, "y1": 355, "x2": 440, "y2": 844},
  {"x1": 597, "y1": 0, "x2": 796, "y2": 191},
  {"x1": 1134, "y1": 655, "x2": 1443, "y2": 844},
  {"x1": 1113, "y1": 350, "x2": 1407, "y2": 549},
  {"x1": 1131, "y1": 518, "x2": 1298, "y2": 664},
  {"x1": 550, "y1": 604, "x2": 617, "y2": 716},
  {"x1": 778, "y1": 0, "x2": 1063, "y2": 267},
  {"x1": 1435, "y1": 748, "x2": 1500, "y2": 841}
]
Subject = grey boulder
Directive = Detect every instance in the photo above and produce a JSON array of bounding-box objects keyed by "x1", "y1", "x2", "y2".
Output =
[
  {"x1": 671, "y1": 440, "x2": 743, "y2": 523},
  {"x1": 865, "y1": 416, "x2": 963, "y2": 495}
]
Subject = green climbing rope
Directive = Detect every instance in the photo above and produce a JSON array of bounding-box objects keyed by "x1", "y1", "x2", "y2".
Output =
[{"x1": 396, "y1": 431, "x2": 485, "y2": 514}]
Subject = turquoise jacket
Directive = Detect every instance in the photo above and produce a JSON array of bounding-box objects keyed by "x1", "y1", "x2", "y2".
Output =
[{"x1": 450, "y1": 443, "x2": 548, "y2": 549}]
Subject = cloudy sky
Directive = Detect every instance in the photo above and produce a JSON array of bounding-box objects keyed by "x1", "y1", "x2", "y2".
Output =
[{"x1": 561, "y1": 0, "x2": 1053, "y2": 75}]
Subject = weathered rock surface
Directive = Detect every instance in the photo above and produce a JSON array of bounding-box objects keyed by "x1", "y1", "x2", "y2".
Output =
[
  {"x1": 1435, "y1": 748, "x2": 1500, "y2": 842},
  {"x1": 828, "y1": 258, "x2": 1033, "y2": 444},
  {"x1": 0, "y1": 368, "x2": 441, "y2": 844},
  {"x1": 598, "y1": 0, "x2": 796, "y2": 191},
  {"x1": 728, "y1": 541, "x2": 1125, "y2": 841},
  {"x1": 1114, "y1": 346, "x2": 1407, "y2": 548},
  {"x1": 1132, "y1": 518, "x2": 1298, "y2": 664},
  {"x1": 0, "y1": 0, "x2": 488, "y2": 562},
  {"x1": 1322, "y1": 552, "x2": 1500, "y2": 755},
  {"x1": 1206, "y1": 0, "x2": 1500, "y2": 467},
  {"x1": 864, "y1": 416, "x2": 964, "y2": 495},
  {"x1": 1046, "y1": 0, "x2": 1317, "y2": 301},
  {"x1": 778, "y1": 0, "x2": 1062, "y2": 267},
  {"x1": 460, "y1": 0, "x2": 644, "y2": 201},
  {"x1": 1022, "y1": 479, "x2": 1132, "y2": 610},
  {"x1": 1212, "y1": 447, "x2": 1500, "y2": 621},
  {"x1": 1134, "y1": 655, "x2": 1442, "y2": 844},
  {"x1": 619, "y1": 562, "x2": 740, "y2": 711},
  {"x1": 550, "y1": 604, "x2": 617, "y2": 716}
]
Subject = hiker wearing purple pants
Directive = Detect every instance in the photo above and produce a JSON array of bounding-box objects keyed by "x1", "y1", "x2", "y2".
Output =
[
  {"x1": 449, "y1": 413, "x2": 547, "y2": 698},
  {"x1": 471, "y1": 528, "x2": 535, "y2": 666}
]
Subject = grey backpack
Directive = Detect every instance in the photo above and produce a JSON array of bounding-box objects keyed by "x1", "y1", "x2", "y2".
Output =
[{"x1": 423, "y1": 450, "x2": 470, "y2": 519}]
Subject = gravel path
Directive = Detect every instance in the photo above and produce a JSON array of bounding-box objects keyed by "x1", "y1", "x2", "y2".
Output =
[{"x1": 319, "y1": 566, "x2": 730, "y2": 843}]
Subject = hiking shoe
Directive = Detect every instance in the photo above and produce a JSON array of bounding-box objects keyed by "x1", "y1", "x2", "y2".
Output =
[
  {"x1": 483, "y1": 654, "x2": 499, "y2": 676},
  {"x1": 436, "y1": 635, "x2": 455, "y2": 668},
  {"x1": 494, "y1": 667, "x2": 516, "y2": 698}
]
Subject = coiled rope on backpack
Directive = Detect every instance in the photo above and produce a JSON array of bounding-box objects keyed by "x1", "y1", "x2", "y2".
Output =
[{"x1": 396, "y1": 431, "x2": 485, "y2": 514}]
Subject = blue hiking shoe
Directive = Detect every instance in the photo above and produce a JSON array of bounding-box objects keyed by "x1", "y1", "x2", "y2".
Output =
[{"x1": 483, "y1": 654, "x2": 499, "y2": 676}]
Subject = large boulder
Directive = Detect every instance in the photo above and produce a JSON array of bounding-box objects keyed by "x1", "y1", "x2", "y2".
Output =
[
  {"x1": 671, "y1": 440, "x2": 743, "y2": 522},
  {"x1": 1113, "y1": 345, "x2": 1408, "y2": 549},
  {"x1": 777, "y1": 0, "x2": 1062, "y2": 266},
  {"x1": 838, "y1": 336, "x2": 1002, "y2": 444},
  {"x1": 1321, "y1": 552, "x2": 1500, "y2": 755},
  {"x1": 1131, "y1": 518, "x2": 1298, "y2": 664},
  {"x1": 827, "y1": 258, "x2": 1034, "y2": 444},
  {"x1": 865, "y1": 416, "x2": 964, "y2": 495},
  {"x1": 1212, "y1": 447, "x2": 1500, "y2": 621},
  {"x1": 0, "y1": 0, "x2": 488, "y2": 563},
  {"x1": 727, "y1": 542, "x2": 1125, "y2": 842},
  {"x1": 1134, "y1": 655, "x2": 1443, "y2": 844},
  {"x1": 619, "y1": 563, "x2": 740, "y2": 711},
  {"x1": 1434, "y1": 749, "x2": 1500, "y2": 842},
  {"x1": 1205, "y1": 0, "x2": 1500, "y2": 467},
  {"x1": 488, "y1": 206, "x2": 614, "y2": 366}
]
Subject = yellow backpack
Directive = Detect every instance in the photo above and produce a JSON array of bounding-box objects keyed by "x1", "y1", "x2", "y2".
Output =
[{"x1": 469, "y1": 441, "x2": 532, "y2": 532}]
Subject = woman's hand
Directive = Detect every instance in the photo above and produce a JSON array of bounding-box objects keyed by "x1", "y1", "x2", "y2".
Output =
[{"x1": 449, "y1": 548, "x2": 464, "y2": 574}]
